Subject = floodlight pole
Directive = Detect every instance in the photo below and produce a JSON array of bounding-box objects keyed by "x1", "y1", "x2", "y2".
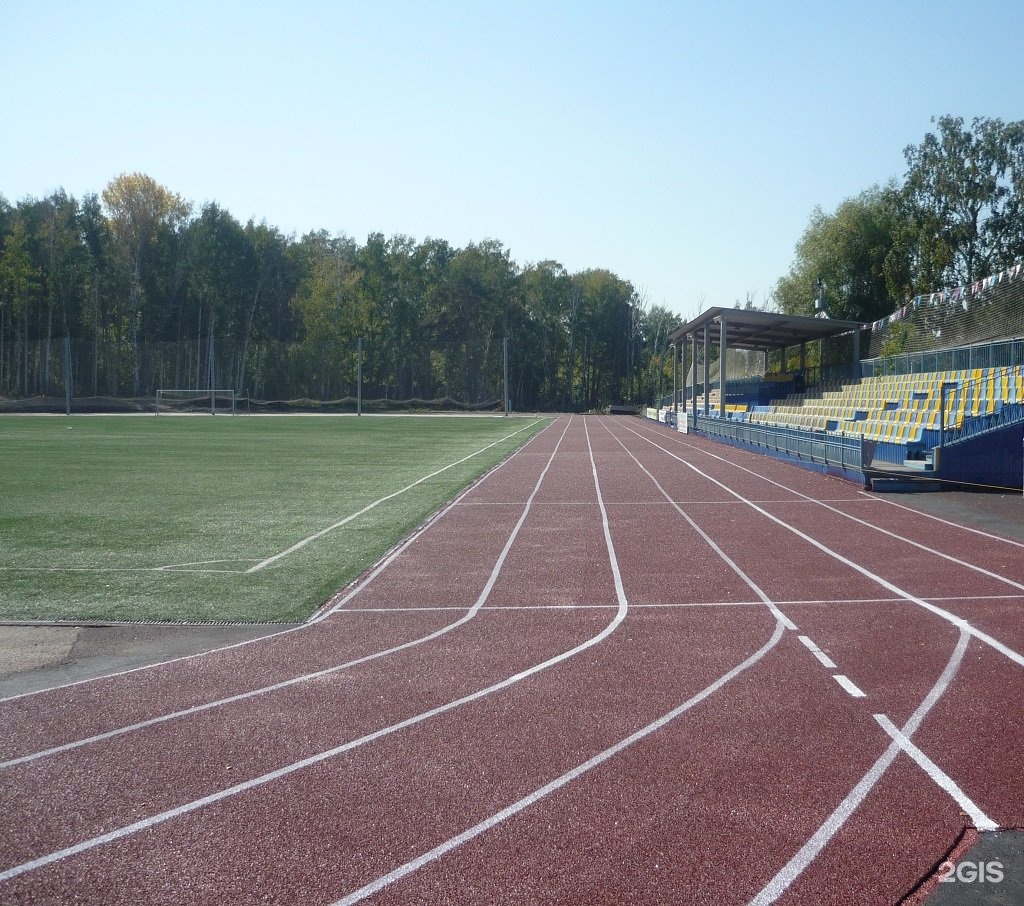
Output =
[
  {"x1": 64, "y1": 335, "x2": 72, "y2": 416},
  {"x1": 208, "y1": 323, "x2": 215, "y2": 415},
  {"x1": 357, "y1": 337, "x2": 363, "y2": 416},
  {"x1": 503, "y1": 337, "x2": 510, "y2": 416}
]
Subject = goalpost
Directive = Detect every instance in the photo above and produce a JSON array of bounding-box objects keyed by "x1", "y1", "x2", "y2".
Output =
[{"x1": 156, "y1": 389, "x2": 237, "y2": 415}]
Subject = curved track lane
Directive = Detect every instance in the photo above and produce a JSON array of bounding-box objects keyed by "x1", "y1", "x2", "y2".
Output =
[{"x1": 1, "y1": 415, "x2": 1022, "y2": 905}]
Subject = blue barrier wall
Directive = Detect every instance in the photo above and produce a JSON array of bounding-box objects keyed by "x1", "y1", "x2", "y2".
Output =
[{"x1": 937, "y1": 422, "x2": 1024, "y2": 490}]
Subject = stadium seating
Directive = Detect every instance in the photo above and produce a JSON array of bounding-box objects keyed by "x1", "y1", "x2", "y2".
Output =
[{"x1": 741, "y1": 366, "x2": 1024, "y2": 454}]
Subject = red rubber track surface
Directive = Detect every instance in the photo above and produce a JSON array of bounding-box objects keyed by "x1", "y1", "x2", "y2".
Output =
[{"x1": 1, "y1": 414, "x2": 1022, "y2": 905}]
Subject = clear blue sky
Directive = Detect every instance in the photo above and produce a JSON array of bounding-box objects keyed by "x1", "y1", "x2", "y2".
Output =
[{"x1": 3, "y1": 1, "x2": 1022, "y2": 320}]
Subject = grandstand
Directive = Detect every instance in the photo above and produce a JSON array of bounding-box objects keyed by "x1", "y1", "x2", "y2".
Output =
[{"x1": 661, "y1": 262, "x2": 1024, "y2": 491}]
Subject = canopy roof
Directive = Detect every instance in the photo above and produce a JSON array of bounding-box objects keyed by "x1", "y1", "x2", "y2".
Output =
[{"x1": 667, "y1": 307, "x2": 864, "y2": 351}]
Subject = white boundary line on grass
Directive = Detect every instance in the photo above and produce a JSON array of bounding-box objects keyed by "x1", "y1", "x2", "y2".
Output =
[
  {"x1": 0, "y1": 416, "x2": 639, "y2": 883},
  {"x1": 0, "y1": 419, "x2": 569, "y2": 764},
  {"x1": 0, "y1": 419, "x2": 556, "y2": 705},
  {"x1": 246, "y1": 419, "x2": 544, "y2": 572}
]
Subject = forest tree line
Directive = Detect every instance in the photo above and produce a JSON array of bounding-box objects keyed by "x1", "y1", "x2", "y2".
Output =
[
  {"x1": 774, "y1": 115, "x2": 1024, "y2": 323},
  {"x1": 0, "y1": 178, "x2": 680, "y2": 409},
  {"x1": 3, "y1": 116, "x2": 1022, "y2": 407}
]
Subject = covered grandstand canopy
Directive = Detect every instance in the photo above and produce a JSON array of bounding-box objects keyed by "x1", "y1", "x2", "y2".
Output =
[
  {"x1": 667, "y1": 307, "x2": 865, "y2": 418},
  {"x1": 667, "y1": 307, "x2": 863, "y2": 352}
]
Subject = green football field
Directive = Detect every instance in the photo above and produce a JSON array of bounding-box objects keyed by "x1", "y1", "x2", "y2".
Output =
[{"x1": 0, "y1": 414, "x2": 550, "y2": 623}]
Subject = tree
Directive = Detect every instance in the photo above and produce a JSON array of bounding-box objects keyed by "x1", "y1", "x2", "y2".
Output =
[
  {"x1": 0, "y1": 218, "x2": 41, "y2": 395},
  {"x1": 102, "y1": 173, "x2": 190, "y2": 394},
  {"x1": 900, "y1": 115, "x2": 1023, "y2": 289},
  {"x1": 774, "y1": 187, "x2": 905, "y2": 322}
]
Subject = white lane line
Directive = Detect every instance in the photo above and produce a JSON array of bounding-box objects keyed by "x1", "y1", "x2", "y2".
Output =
[
  {"x1": 618, "y1": 420, "x2": 1024, "y2": 670},
  {"x1": 332, "y1": 617, "x2": 787, "y2": 905},
  {"x1": 598, "y1": 419, "x2": 797, "y2": 631},
  {"x1": 632, "y1": 419, "x2": 1024, "y2": 594},
  {"x1": 873, "y1": 714, "x2": 998, "y2": 831},
  {"x1": 832, "y1": 675, "x2": 866, "y2": 698},
  {"x1": 0, "y1": 420, "x2": 573, "y2": 769},
  {"x1": 247, "y1": 419, "x2": 544, "y2": 572},
  {"x1": 749, "y1": 628, "x2": 971, "y2": 905},
  {"x1": 0, "y1": 417, "x2": 634, "y2": 882},
  {"x1": 862, "y1": 491, "x2": 1024, "y2": 550},
  {"x1": 0, "y1": 420, "x2": 558, "y2": 705},
  {"x1": 797, "y1": 635, "x2": 837, "y2": 670}
]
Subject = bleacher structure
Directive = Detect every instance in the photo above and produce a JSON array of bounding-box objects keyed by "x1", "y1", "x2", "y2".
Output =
[
  {"x1": 660, "y1": 262, "x2": 1024, "y2": 491},
  {"x1": 746, "y1": 366, "x2": 1024, "y2": 463}
]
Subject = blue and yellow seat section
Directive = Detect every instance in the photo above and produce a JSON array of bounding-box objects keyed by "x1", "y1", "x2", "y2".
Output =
[{"x1": 744, "y1": 367, "x2": 1024, "y2": 448}]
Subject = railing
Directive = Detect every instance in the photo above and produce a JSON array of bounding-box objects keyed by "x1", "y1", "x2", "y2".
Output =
[
  {"x1": 693, "y1": 415, "x2": 869, "y2": 471},
  {"x1": 862, "y1": 337, "x2": 1024, "y2": 378},
  {"x1": 941, "y1": 400, "x2": 1024, "y2": 446}
]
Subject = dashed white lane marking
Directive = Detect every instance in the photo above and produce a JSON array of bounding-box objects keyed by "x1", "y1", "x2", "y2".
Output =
[
  {"x1": 332, "y1": 619, "x2": 788, "y2": 905},
  {"x1": 832, "y1": 675, "x2": 866, "y2": 698},
  {"x1": 748, "y1": 627, "x2": 971, "y2": 905},
  {"x1": 873, "y1": 714, "x2": 998, "y2": 831},
  {"x1": 797, "y1": 635, "x2": 837, "y2": 670},
  {"x1": 247, "y1": 418, "x2": 544, "y2": 572}
]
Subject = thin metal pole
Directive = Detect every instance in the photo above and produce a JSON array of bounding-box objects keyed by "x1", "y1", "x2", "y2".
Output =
[
  {"x1": 671, "y1": 342, "x2": 677, "y2": 416},
  {"x1": 503, "y1": 337, "x2": 510, "y2": 415},
  {"x1": 357, "y1": 337, "x2": 363, "y2": 416},
  {"x1": 64, "y1": 335, "x2": 72, "y2": 416},
  {"x1": 208, "y1": 320, "x2": 215, "y2": 415}
]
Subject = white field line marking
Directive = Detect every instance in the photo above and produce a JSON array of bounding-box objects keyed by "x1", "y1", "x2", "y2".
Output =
[
  {"x1": 861, "y1": 490, "x2": 1024, "y2": 550},
  {"x1": 0, "y1": 417, "x2": 634, "y2": 881},
  {"x1": 749, "y1": 628, "x2": 971, "y2": 906},
  {"x1": 0, "y1": 420, "x2": 573, "y2": 769},
  {"x1": 333, "y1": 601, "x2": 763, "y2": 613},
  {"x1": 832, "y1": 675, "x2": 866, "y2": 698},
  {"x1": 0, "y1": 420, "x2": 558, "y2": 704},
  {"x1": 333, "y1": 619, "x2": 787, "y2": 906},
  {"x1": 247, "y1": 419, "x2": 544, "y2": 572},
  {"x1": 617, "y1": 420, "x2": 1024, "y2": 670},
  {"x1": 597, "y1": 418, "x2": 797, "y2": 631},
  {"x1": 873, "y1": 714, "x2": 998, "y2": 831},
  {"x1": 632, "y1": 418, "x2": 1024, "y2": 592},
  {"x1": 797, "y1": 635, "x2": 837, "y2": 670}
]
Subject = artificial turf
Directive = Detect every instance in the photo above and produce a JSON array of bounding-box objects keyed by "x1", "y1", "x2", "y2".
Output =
[{"x1": 0, "y1": 414, "x2": 549, "y2": 623}]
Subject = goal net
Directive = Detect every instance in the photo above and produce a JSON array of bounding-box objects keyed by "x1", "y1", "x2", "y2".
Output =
[{"x1": 155, "y1": 389, "x2": 237, "y2": 415}]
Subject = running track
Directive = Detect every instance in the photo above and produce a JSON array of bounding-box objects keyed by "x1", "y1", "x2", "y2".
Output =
[{"x1": 1, "y1": 414, "x2": 1022, "y2": 905}]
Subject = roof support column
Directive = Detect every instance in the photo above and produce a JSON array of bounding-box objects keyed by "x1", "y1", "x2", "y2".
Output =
[
  {"x1": 691, "y1": 333, "x2": 699, "y2": 421},
  {"x1": 719, "y1": 315, "x2": 727, "y2": 418},
  {"x1": 680, "y1": 338, "x2": 688, "y2": 414},
  {"x1": 670, "y1": 342, "x2": 677, "y2": 415},
  {"x1": 852, "y1": 327, "x2": 861, "y2": 379},
  {"x1": 702, "y1": 324, "x2": 710, "y2": 417}
]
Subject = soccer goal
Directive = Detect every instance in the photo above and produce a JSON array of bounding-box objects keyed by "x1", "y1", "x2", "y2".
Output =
[{"x1": 156, "y1": 389, "x2": 237, "y2": 415}]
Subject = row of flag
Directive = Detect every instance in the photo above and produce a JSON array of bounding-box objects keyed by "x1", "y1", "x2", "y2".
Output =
[{"x1": 872, "y1": 261, "x2": 1024, "y2": 330}]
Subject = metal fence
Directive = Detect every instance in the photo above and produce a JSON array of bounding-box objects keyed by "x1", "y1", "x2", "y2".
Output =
[
  {"x1": 693, "y1": 415, "x2": 868, "y2": 471},
  {"x1": 861, "y1": 338, "x2": 1024, "y2": 377}
]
